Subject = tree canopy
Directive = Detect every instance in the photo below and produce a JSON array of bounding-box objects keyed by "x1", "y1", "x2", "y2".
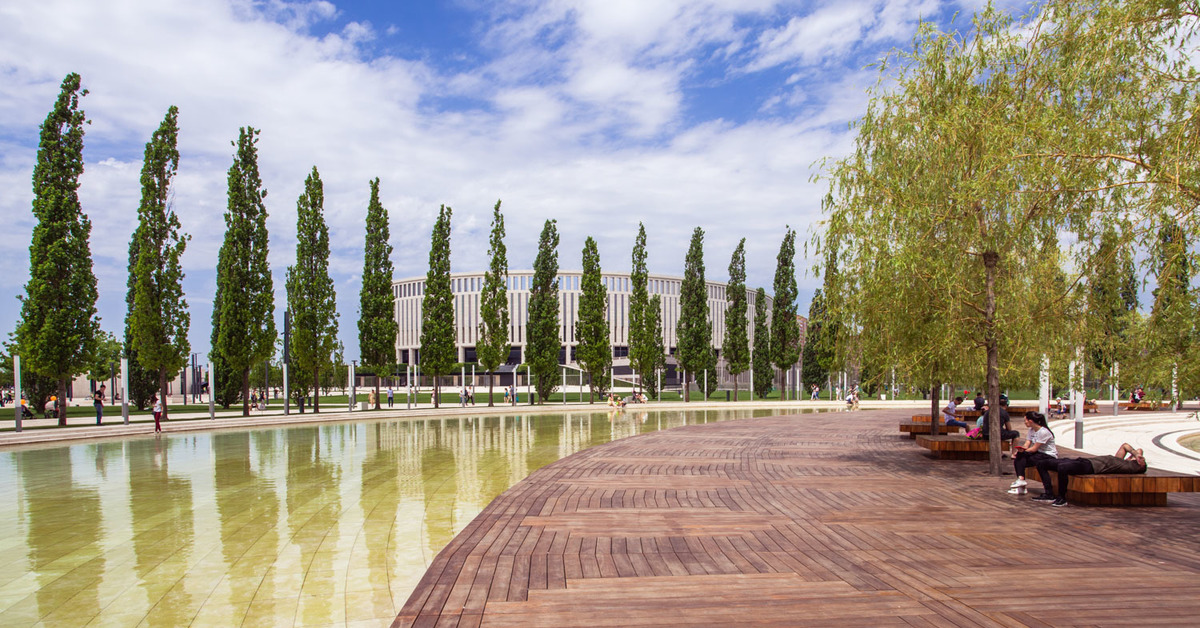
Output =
[
  {"x1": 576, "y1": 236, "x2": 611, "y2": 401},
  {"x1": 528, "y1": 219, "x2": 561, "y2": 402},
  {"x1": 477, "y1": 200, "x2": 511, "y2": 406},
  {"x1": 419, "y1": 204, "x2": 455, "y2": 407},
  {"x1": 723, "y1": 239, "x2": 750, "y2": 400},
  {"x1": 15, "y1": 72, "x2": 99, "y2": 425},
  {"x1": 286, "y1": 166, "x2": 339, "y2": 413},
  {"x1": 130, "y1": 105, "x2": 190, "y2": 422},
  {"x1": 358, "y1": 177, "x2": 395, "y2": 409},
  {"x1": 676, "y1": 227, "x2": 712, "y2": 401}
]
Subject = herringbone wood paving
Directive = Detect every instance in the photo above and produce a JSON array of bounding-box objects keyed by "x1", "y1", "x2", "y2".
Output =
[{"x1": 395, "y1": 408, "x2": 1200, "y2": 627}]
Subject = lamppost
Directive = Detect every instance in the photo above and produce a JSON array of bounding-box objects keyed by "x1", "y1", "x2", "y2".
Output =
[
  {"x1": 190, "y1": 353, "x2": 198, "y2": 402},
  {"x1": 109, "y1": 361, "x2": 116, "y2": 405}
]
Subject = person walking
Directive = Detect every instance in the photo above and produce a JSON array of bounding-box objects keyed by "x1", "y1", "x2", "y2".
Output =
[
  {"x1": 152, "y1": 394, "x2": 163, "y2": 433},
  {"x1": 387, "y1": 387, "x2": 394, "y2": 408},
  {"x1": 93, "y1": 385, "x2": 106, "y2": 425}
]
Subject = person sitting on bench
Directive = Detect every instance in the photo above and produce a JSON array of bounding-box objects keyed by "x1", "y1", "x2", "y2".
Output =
[
  {"x1": 1031, "y1": 443, "x2": 1147, "y2": 507},
  {"x1": 980, "y1": 398, "x2": 1020, "y2": 446},
  {"x1": 943, "y1": 396, "x2": 969, "y2": 429},
  {"x1": 1008, "y1": 412, "x2": 1057, "y2": 494}
]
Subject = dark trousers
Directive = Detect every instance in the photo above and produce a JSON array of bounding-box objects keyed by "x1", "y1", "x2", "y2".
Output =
[
  {"x1": 1014, "y1": 451, "x2": 1054, "y2": 480},
  {"x1": 94, "y1": 402, "x2": 103, "y2": 424},
  {"x1": 1036, "y1": 457, "x2": 1093, "y2": 498}
]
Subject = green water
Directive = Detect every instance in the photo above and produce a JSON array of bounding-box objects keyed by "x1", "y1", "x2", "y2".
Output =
[{"x1": 0, "y1": 406, "x2": 819, "y2": 627}]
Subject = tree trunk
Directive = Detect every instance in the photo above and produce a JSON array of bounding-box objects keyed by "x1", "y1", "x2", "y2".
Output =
[
  {"x1": 313, "y1": 368, "x2": 321, "y2": 414},
  {"x1": 242, "y1": 368, "x2": 251, "y2": 417},
  {"x1": 434, "y1": 378, "x2": 440, "y2": 408},
  {"x1": 984, "y1": 250, "x2": 1002, "y2": 476},
  {"x1": 375, "y1": 376, "x2": 381, "y2": 410},
  {"x1": 589, "y1": 372, "x2": 594, "y2": 404},
  {"x1": 733, "y1": 372, "x2": 739, "y2": 402},
  {"x1": 930, "y1": 378, "x2": 941, "y2": 437},
  {"x1": 58, "y1": 379, "x2": 68, "y2": 426},
  {"x1": 159, "y1": 369, "x2": 171, "y2": 422},
  {"x1": 488, "y1": 372, "x2": 495, "y2": 407},
  {"x1": 683, "y1": 370, "x2": 689, "y2": 402}
]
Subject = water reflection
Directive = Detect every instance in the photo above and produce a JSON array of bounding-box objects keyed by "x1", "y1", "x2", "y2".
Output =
[{"x1": 0, "y1": 406, "x2": 815, "y2": 626}]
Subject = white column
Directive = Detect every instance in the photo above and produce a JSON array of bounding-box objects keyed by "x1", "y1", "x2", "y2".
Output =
[
  {"x1": 208, "y1": 362, "x2": 215, "y2": 419},
  {"x1": 1038, "y1": 355, "x2": 1049, "y2": 416},
  {"x1": 1112, "y1": 361, "x2": 1119, "y2": 416}
]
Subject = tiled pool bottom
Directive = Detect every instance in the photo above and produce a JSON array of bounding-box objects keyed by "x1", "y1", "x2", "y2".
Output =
[{"x1": 0, "y1": 407, "x2": 821, "y2": 627}]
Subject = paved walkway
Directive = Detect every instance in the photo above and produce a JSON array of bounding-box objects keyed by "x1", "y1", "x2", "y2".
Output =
[{"x1": 396, "y1": 408, "x2": 1200, "y2": 627}]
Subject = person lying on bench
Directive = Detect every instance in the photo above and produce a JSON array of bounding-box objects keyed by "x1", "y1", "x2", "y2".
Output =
[{"x1": 1031, "y1": 443, "x2": 1147, "y2": 507}]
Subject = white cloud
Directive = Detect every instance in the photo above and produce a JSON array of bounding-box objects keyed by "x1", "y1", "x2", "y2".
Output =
[{"x1": 0, "y1": 0, "x2": 949, "y2": 360}]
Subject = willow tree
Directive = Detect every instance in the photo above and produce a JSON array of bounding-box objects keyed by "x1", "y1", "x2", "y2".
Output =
[
  {"x1": 723, "y1": 239, "x2": 749, "y2": 401},
  {"x1": 420, "y1": 205, "x2": 455, "y2": 408},
  {"x1": 476, "y1": 200, "x2": 510, "y2": 406},
  {"x1": 1084, "y1": 223, "x2": 1139, "y2": 396},
  {"x1": 130, "y1": 106, "x2": 190, "y2": 422},
  {"x1": 15, "y1": 73, "x2": 99, "y2": 425},
  {"x1": 528, "y1": 220, "x2": 561, "y2": 402},
  {"x1": 286, "y1": 167, "x2": 338, "y2": 414},
  {"x1": 1147, "y1": 223, "x2": 1195, "y2": 409},
  {"x1": 576, "y1": 237, "x2": 610, "y2": 401},
  {"x1": 358, "y1": 178, "x2": 395, "y2": 409}
]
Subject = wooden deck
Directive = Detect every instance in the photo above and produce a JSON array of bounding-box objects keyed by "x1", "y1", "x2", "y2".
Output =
[{"x1": 395, "y1": 408, "x2": 1200, "y2": 627}]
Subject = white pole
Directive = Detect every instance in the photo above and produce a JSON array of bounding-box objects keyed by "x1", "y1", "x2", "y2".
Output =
[
  {"x1": 1112, "y1": 361, "x2": 1119, "y2": 416},
  {"x1": 704, "y1": 369, "x2": 708, "y2": 399},
  {"x1": 1172, "y1": 362, "x2": 1179, "y2": 412},
  {"x1": 562, "y1": 367, "x2": 566, "y2": 405},
  {"x1": 407, "y1": 365, "x2": 412, "y2": 410},
  {"x1": 657, "y1": 370, "x2": 661, "y2": 401},
  {"x1": 208, "y1": 362, "x2": 215, "y2": 419},
  {"x1": 121, "y1": 357, "x2": 129, "y2": 424},
  {"x1": 13, "y1": 355, "x2": 21, "y2": 432},
  {"x1": 1038, "y1": 355, "x2": 1049, "y2": 416},
  {"x1": 1074, "y1": 348, "x2": 1084, "y2": 448}
]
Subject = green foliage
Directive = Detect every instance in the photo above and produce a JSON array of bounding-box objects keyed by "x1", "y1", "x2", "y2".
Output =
[
  {"x1": 752, "y1": 288, "x2": 773, "y2": 398},
  {"x1": 576, "y1": 237, "x2": 611, "y2": 400},
  {"x1": 130, "y1": 106, "x2": 190, "y2": 420},
  {"x1": 419, "y1": 205, "x2": 456, "y2": 407},
  {"x1": 358, "y1": 178, "x2": 396, "y2": 409},
  {"x1": 286, "y1": 167, "x2": 339, "y2": 413},
  {"x1": 628, "y1": 223, "x2": 664, "y2": 393},
  {"x1": 770, "y1": 228, "x2": 800, "y2": 372},
  {"x1": 15, "y1": 72, "x2": 99, "y2": 425},
  {"x1": 214, "y1": 127, "x2": 276, "y2": 416},
  {"x1": 86, "y1": 331, "x2": 122, "y2": 383},
  {"x1": 1085, "y1": 224, "x2": 1139, "y2": 381},
  {"x1": 476, "y1": 200, "x2": 510, "y2": 406},
  {"x1": 527, "y1": 220, "x2": 561, "y2": 402},
  {"x1": 124, "y1": 232, "x2": 159, "y2": 410},
  {"x1": 723, "y1": 239, "x2": 750, "y2": 387},
  {"x1": 801, "y1": 289, "x2": 831, "y2": 389},
  {"x1": 676, "y1": 227, "x2": 712, "y2": 400}
]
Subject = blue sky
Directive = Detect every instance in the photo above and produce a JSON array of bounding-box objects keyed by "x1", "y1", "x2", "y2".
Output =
[{"x1": 0, "y1": 0, "x2": 1026, "y2": 362}]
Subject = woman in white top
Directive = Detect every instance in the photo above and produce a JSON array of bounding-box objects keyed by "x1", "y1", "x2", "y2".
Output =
[{"x1": 1008, "y1": 412, "x2": 1057, "y2": 494}]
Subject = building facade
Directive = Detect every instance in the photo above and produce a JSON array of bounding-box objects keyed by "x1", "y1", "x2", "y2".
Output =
[{"x1": 393, "y1": 271, "x2": 773, "y2": 377}]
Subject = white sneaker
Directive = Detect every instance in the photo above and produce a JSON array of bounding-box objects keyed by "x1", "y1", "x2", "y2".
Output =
[
  {"x1": 1008, "y1": 486, "x2": 1027, "y2": 495},
  {"x1": 1009, "y1": 479, "x2": 1027, "y2": 489}
]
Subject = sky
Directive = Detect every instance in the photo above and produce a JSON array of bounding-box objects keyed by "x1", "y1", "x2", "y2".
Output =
[{"x1": 0, "y1": 0, "x2": 1030, "y2": 363}]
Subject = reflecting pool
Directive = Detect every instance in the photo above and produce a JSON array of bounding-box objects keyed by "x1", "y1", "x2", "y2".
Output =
[{"x1": 0, "y1": 406, "x2": 819, "y2": 627}]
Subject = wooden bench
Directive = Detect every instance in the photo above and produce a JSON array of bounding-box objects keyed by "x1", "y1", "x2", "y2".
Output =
[
  {"x1": 1022, "y1": 461, "x2": 1199, "y2": 506},
  {"x1": 899, "y1": 422, "x2": 962, "y2": 439},
  {"x1": 1119, "y1": 401, "x2": 1171, "y2": 411},
  {"x1": 915, "y1": 435, "x2": 1010, "y2": 460},
  {"x1": 910, "y1": 410, "x2": 981, "y2": 422}
]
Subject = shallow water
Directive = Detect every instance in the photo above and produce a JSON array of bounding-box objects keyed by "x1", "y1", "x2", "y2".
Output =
[{"x1": 0, "y1": 406, "x2": 819, "y2": 627}]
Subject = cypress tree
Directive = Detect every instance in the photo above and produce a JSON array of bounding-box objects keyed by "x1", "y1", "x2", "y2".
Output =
[
  {"x1": 770, "y1": 227, "x2": 800, "y2": 398},
  {"x1": 130, "y1": 106, "x2": 191, "y2": 422},
  {"x1": 358, "y1": 178, "x2": 395, "y2": 410},
  {"x1": 15, "y1": 72, "x2": 99, "y2": 425},
  {"x1": 628, "y1": 223, "x2": 654, "y2": 393},
  {"x1": 124, "y1": 234, "x2": 160, "y2": 410},
  {"x1": 213, "y1": 127, "x2": 276, "y2": 417},
  {"x1": 723, "y1": 239, "x2": 750, "y2": 401},
  {"x1": 576, "y1": 237, "x2": 611, "y2": 402},
  {"x1": 643, "y1": 294, "x2": 666, "y2": 397},
  {"x1": 286, "y1": 167, "x2": 338, "y2": 413},
  {"x1": 676, "y1": 227, "x2": 712, "y2": 402},
  {"x1": 476, "y1": 200, "x2": 510, "y2": 407},
  {"x1": 752, "y1": 288, "x2": 773, "y2": 398},
  {"x1": 419, "y1": 205, "x2": 456, "y2": 407},
  {"x1": 528, "y1": 220, "x2": 561, "y2": 402}
]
